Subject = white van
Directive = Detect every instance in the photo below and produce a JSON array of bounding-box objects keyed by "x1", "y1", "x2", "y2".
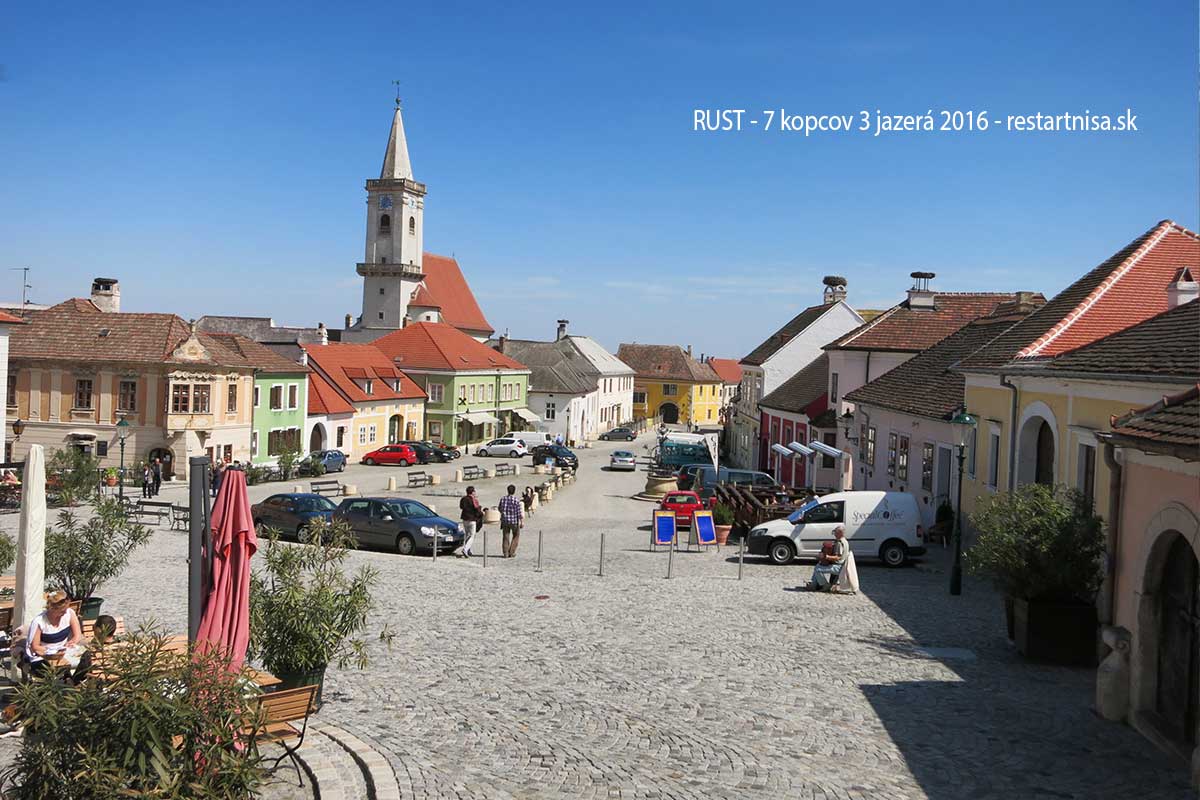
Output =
[
  {"x1": 513, "y1": 431, "x2": 553, "y2": 448},
  {"x1": 746, "y1": 491, "x2": 926, "y2": 567}
]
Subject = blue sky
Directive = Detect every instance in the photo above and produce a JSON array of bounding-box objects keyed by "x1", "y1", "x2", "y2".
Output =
[{"x1": 2, "y1": 1, "x2": 1196, "y2": 358}]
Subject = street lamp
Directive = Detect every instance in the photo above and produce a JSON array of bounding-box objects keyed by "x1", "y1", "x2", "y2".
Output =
[
  {"x1": 948, "y1": 408, "x2": 977, "y2": 596},
  {"x1": 116, "y1": 417, "x2": 130, "y2": 502}
]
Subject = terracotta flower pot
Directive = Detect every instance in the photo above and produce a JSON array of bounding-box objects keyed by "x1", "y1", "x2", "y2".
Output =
[
  {"x1": 104, "y1": 476, "x2": 118, "y2": 487},
  {"x1": 714, "y1": 525, "x2": 732, "y2": 546}
]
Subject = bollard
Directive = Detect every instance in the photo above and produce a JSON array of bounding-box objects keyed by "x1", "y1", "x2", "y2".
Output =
[
  {"x1": 454, "y1": 468, "x2": 464, "y2": 483},
  {"x1": 738, "y1": 534, "x2": 745, "y2": 581},
  {"x1": 667, "y1": 531, "x2": 675, "y2": 579},
  {"x1": 387, "y1": 476, "x2": 397, "y2": 491},
  {"x1": 536, "y1": 530, "x2": 543, "y2": 573},
  {"x1": 598, "y1": 532, "x2": 605, "y2": 577},
  {"x1": 483, "y1": 528, "x2": 489, "y2": 568},
  {"x1": 431, "y1": 532, "x2": 437, "y2": 563}
]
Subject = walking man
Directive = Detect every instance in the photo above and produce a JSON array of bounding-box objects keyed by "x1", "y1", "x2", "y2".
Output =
[
  {"x1": 499, "y1": 483, "x2": 524, "y2": 558},
  {"x1": 211, "y1": 459, "x2": 224, "y2": 497},
  {"x1": 457, "y1": 486, "x2": 484, "y2": 558},
  {"x1": 151, "y1": 458, "x2": 163, "y2": 496}
]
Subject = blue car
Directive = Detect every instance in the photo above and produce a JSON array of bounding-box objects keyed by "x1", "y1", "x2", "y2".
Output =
[
  {"x1": 251, "y1": 493, "x2": 338, "y2": 540},
  {"x1": 334, "y1": 496, "x2": 465, "y2": 556},
  {"x1": 309, "y1": 449, "x2": 347, "y2": 473}
]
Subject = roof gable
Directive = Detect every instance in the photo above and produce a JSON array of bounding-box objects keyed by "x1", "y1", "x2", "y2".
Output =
[
  {"x1": 373, "y1": 322, "x2": 526, "y2": 372},
  {"x1": 617, "y1": 343, "x2": 721, "y2": 383},
  {"x1": 304, "y1": 342, "x2": 425, "y2": 404},
  {"x1": 759, "y1": 354, "x2": 829, "y2": 415},
  {"x1": 418, "y1": 254, "x2": 492, "y2": 335},
  {"x1": 742, "y1": 303, "x2": 839, "y2": 366},
  {"x1": 706, "y1": 357, "x2": 743, "y2": 385}
]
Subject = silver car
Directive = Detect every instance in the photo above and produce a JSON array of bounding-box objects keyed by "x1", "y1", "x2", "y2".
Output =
[{"x1": 609, "y1": 450, "x2": 638, "y2": 471}]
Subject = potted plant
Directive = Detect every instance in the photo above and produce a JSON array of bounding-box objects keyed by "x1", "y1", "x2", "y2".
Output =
[
  {"x1": 45, "y1": 498, "x2": 152, "y2": 619},
  {"x1": 102, "y1": 467, "x2": 119, "y2": 487},
  {"x1": 250, "y1": 520, "x2": 390, "y2": 705},
  {"x1": 712, "y1": 503, "x2": 734, "y2": 546},
  {"x1": 966, "y1": 484, "x2": 1104, "y2": 666}
]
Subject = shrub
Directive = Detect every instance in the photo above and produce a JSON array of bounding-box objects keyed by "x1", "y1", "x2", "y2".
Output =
[
  {"x1": 0, "y1": 629, "x2": 264, "y2": 798},
  {"x1": 46, "y1": 447, "x2": 101, "y2": 506},
  {"x1": 249, "y1": 519, "x2": 390, "y2": 675},
  {"x1": 965, "y1": 483, "x2": 1105, "y2": 604},
  {"x1": 46, "y1": 499, "x2": 152, "y2": 601},
  {"x1": 711, "y1": 503, "x2": 735, "y2": 526},
  {"x1": 276, "y1": 444, "x2": 303, "y2": 481},
  {"x1": 0, "y1": 532, "x2": 15, "y2": 574}
]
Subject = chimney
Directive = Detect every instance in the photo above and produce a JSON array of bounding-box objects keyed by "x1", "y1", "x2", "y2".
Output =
[
  {"x1": 317, "y1": 322, "x2": 329, "y2": 345},
  {"x1": 497, "y1": 333, "x2": 508, "y2": 354},
  {"x1": 90, "y1": 277, "x2": 120, "y2": 313},
  {"x1": 1167, "y1": 267, "x2": 1198, "y2": 309},
  {"x1": 344, "y1": 313, "x2": 352, "y2": 330},
  {"x1": 907, "y1": 271, "x2": 936, "y2": 310},
  {"x1": 556, "y1": 319, "x2": 569, "y2": 341},
  {"x1": 686, "y1": 344, "x2": 693, "y2": 358},
  {"x1": 298, "y1": 348, "x2": 309, "y2": 366},
  {"x1": 822, "y1": 275, "x2": 848, "y2": 305}
]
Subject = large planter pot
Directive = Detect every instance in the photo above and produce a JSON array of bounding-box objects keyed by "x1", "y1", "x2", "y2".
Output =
[
  {"x1": 714, "y1": 525, "x2": 732, "y2": 546},
  {"x1": 1013, "y1": 597, "x2": 1098, "y2": 667},
  {"x1": 77, "y1": 597, "x2": 104, "y2": 620},
  {"x1": 104, "y1": 476, "x2": 118, "y2": 487},
  {"x1": 274, "y1": 665, "x2": 328, "y2": 707}
]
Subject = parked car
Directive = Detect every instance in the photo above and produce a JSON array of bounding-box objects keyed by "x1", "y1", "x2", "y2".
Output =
[
  {"x1": 692, "y1": 466, "x2": 779, "y2": 501},
  {"x1": 307, "y1": 449, "x2": 347, "y2": 473},
  {"x1": 600, "y1": 427, "x2": 637, "y2": 441},
  {"x1": 609, "y1": 450, "x2": 638, "y2": 471},
  {"x1": 476, "y1": 438, "x2": 528, "y2": 457},
  {"x1": 428, "y1": 441, "x2": 461, "y2": 459},
  {"x1": 747, "y1": 491, "x2": 926, "y2": 567},
  {"x1": 361, "y1": 444, "x2": 419, "y2": 466},
  {"x1": 512, "y1": 431, "x2": 553, "y2": 448},
  {"x1": 251, "y1": 493, "x2": 338, "y2": 540},
  {"x1": 675, "y1": 462, "x2": 713, "y2": 491},
  {"x1": 529, "y1": 444, "x2": 578, "y2": 470},
  {"x1": 334, "y1": 496, "x2": 465, "y2": 556},
  {"x1": 659, "y1": 491, "x2": 706, "y2": 527},
  {"x1": 400, "y1": 441, "x2": 455, "y2": 463}
]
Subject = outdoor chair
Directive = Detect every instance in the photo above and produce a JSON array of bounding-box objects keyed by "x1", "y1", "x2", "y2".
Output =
[{"x1": 243, "y1": 684, "x2": 319, "y2": 784}]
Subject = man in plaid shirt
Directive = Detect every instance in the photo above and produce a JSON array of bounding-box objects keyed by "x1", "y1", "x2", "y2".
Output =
[{"x1": 498, "y1": 484, "x2": 524, "y2": 558}]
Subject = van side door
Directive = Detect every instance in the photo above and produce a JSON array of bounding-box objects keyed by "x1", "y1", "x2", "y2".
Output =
[{"x1": 794, "y1": 500, "x2": 845, "y2": 555}]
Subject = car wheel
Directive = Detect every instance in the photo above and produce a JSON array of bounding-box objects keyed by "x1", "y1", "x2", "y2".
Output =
[
  {"x1": 339, "y1": 464, "x2": 346, "y2": 473},
  {"x1": 364, "y1": 458, "x2": 376, "y2": 466},
  {"x1": 880, "y1": 539, "x2": 908, "y2": 567},
  {"x1": 296, "y1": 523, "x2": 310, "y2": 542},
  {"x1": 509, "y1": 450, "x2": 520, "y2": 458},
  {"x1": 398, "y1": 459, "x2": 410, "y2": 467},
  {"x1": 396, "y1": 533, "x2": 416, "y2": 556},
  {"x1": 769, "y1": 539, "x2": 796, "y2": 565},
  {"x1": 476, "y1": 449, "x2": 487, "y2": 457}
]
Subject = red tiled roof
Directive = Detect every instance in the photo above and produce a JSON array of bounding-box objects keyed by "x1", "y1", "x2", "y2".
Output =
[
  {"x1": 419, "y1": 253, "x2": 492, "y2": 335},
  {"x1": 373, "y1": 321, "x2": 527, "y2": 372},
  {"x1": 1109, "y1": 384, "x2": 1200, "y2": 455},
  {"x1": 307, "y1": 370, "x2": 354, "y2": 415},
  {"x1": 960, "y1": 221, "x2": 1200, "y2": 371},
  {"x1": 707, "y1": 357, "x2": 742, "y2": 385},
  {"x1": 409, "y1": 284, "x2": 440, "y2": 308},
  {"x1": 617, "y1": 344, "x2": 722, "y2": 383},
  {"x1": 304, "y1": 342, "x2": 426, "y2": 404},
  {"x1": 0, "y1": 310, "x2": 26, "y2": 324},
  {"x1": 826, "y1": 293, "x2": 1032, "y2": 353}
]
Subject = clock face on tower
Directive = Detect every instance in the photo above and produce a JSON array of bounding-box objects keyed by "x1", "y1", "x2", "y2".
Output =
[{"x1": 378, "y1": 195, "x2": 393, "y2": 210}]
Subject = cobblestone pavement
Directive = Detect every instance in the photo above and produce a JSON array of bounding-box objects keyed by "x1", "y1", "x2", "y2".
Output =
[{"x1": 1, "y1": 436, "x2": 1194, "y2": 799}]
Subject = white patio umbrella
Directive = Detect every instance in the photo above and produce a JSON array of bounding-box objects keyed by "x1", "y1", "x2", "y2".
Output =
[{"x1": 11, "y1": 444, "x2": 46, "y2": 679}]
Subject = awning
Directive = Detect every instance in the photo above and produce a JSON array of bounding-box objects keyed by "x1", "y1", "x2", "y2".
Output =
[
  {"x1": 513, "y1": 408, "x2": 540, "y2": 423},
  {"x1": 67, "y1": 431, "x2": 98, "y2": 440},
  {"x1": 788, "y1": 441, "x2": 814, "y2": 457},
  {"x1": 770, "y1": 443, "x2": 795, "y2": 458},
  {"x1": 462, "y1": 411, "x2": 500, "y2": 425}
]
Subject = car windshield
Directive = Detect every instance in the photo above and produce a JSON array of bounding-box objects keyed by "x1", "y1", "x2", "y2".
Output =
[
  {"x1": 665, "y1": 494, "x2": 696, "y2": 504},
  {"x1": 385, "y1": 500, "x2": 436, "y2": 519},
  {"x1": 788, "y1": 498, "x2": 822, "y2": 524}
]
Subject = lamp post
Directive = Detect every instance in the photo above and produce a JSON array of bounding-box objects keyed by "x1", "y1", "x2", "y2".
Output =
[
  {"x1": 116, "y1": 417, "x2": 130, "y2": 502},
  {"x1": 949, "y1": 409, "x2": 977, "y2": 596}
]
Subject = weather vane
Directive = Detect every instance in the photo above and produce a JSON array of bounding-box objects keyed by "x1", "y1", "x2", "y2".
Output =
[{"x1": 392, "y1": 79, "x2": 401, "y2": 107}]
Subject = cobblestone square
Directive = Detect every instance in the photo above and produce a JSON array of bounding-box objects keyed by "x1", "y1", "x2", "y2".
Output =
[{"x1": 3, "y1": 440, "x2": 1192, "y2": 799}]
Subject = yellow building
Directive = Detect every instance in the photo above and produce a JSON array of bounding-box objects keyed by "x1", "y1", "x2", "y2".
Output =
[
  {"x1": 956, "y1": 220, "x2": 1198, "y2": 523},
  {"x1": 617, "y1": 344, "x2": 722, "y2": 428}
]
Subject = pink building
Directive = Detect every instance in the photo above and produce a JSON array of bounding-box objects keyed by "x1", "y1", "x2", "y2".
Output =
[{"x1": 757, "y1": 355, "x2": 837, "y2": 490}]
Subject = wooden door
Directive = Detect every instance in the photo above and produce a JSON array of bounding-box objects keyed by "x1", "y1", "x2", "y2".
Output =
[{"x1": 1158, "y1": 535, "x2": 1200, "y2": 746}]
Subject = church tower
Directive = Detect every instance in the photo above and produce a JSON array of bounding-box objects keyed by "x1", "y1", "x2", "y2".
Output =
[{"x1": 356, "y1": 98, "x2": 427, "y2": 329}]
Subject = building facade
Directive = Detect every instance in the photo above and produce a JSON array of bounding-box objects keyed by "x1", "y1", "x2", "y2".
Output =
[
  {"x1": 757, "y1": 354, "x2": 833, "y2": 489},
  {"x1": 618, "y1": 344, "x2": 722, "y2": 428}
]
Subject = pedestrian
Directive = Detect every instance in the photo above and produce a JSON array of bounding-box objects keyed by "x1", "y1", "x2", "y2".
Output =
[
  {"x1": 554, "y1": 432, "x2": 563, "y2": 447},
  {"x1": 522, "y1": 486, "x2": 536, "y2": 516},
  {"x1": 211, "y1": 460, "x2": 224, "y2": 497},
  {"x1": 498, "y1": 484, "x2": 524, "y2": 558},
  {"x1": 457, "y1": 486, "x2": 484, "y2": 558},
  {"x1": 141, "y1": 463, "x2": 152, "y2": 499},
  {"x1": 151, "y1": 458, "x2": 163, "y2": 496}
]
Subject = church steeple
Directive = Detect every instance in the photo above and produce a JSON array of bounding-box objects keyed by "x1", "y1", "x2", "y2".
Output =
[{"x1": 379, "y1": 100, "x2": 414, "y2": 181}]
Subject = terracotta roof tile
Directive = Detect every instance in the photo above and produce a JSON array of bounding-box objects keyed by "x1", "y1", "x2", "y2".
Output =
[
  {"x1": 759, "y1": 354, "x2": 829, "y2": 415},
  {"x1": 1109, "y1": 384, "x2": 1200, "y2": 454},
  {"x1": 617, "y1": 344, "x2": 721, "y2": 383},
  {"x1": 373, "y1": 321, "x2": 527, "y2": 372},
  {"x1": 706, "y1": 357, "x2": 743, "y2": 385},
  {"x1": 826, "y1": 293, "x2": 1032, "y2": 353},
  {"x1": 304, "y1": 342, "x2": 425, "y2": 404},
  {"x1": 0, "y1": 310, "x2": 26, "y2": 324},
  {"x1": 742, "y1": 303, "x2": 842, "y2": 365},
  {"x1": 960, "y1": 221, "x2": 1200, "y2": 371},
  {"x1": 307, "y1": 370, "x2": 355, "y2": 416},
  {"x1": 419, "y1": 253, "x2": 492, "y2": 335}
]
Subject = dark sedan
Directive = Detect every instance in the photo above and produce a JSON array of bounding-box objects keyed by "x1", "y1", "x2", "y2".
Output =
[
  {"x1": 599, "y1": 427, "x2": 637, "y2": 441},
  {"x1": 529, "y1": 444, "x2": 579, "y2": 470},
  {"x1": 251, "y1": 493, "x2": 338, "y2": 540},
  {"x1": 400, "y1": 441, "x2": 456, "y2": 464},
  {"x1": 333, "y1": 497, "x2": 464, "y2": 556}
]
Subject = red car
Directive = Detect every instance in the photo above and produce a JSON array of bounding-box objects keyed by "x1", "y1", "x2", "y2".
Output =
[
  {"x1": 361, "y1": 444, "x2": 418, "y2": 467},
  {"x1": 659, "y1": 491, "x2": 706, "y2": 527}
]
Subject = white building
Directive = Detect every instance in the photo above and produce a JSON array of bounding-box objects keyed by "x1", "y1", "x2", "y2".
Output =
[
  {"x1": 496, "y1": 321, "x2": 634, "y2": 445},
  {"x1": 731, "y1": 278, "x2": 864, "y2": 470}
]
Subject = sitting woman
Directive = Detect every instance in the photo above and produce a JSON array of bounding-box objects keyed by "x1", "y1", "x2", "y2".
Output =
[
  {"x1": 807, "y1": 526, "x2": 849, "y2": 592},
  {"x1": 26, "y1": 590, "x2": 83, "y2": 678}
]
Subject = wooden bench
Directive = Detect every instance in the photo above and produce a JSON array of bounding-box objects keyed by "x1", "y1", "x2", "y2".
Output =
[
  {"x1": 309, "y1": 480, "x2": 343, "y2": 497},
  {"x1": 495, "y1": 463, "x2": 516, "y2": 477},
  {"x1": 408, "y1": 471, "x2": 431, "y2": 488},
  {"x1": 462, "y1": 465, "x2": 485, "y2": 481},
  {"x1": 134, "y1": 500, "x2": 173, "y2": 525},
  {"x1": 244, "y1": 684, "x2": 320, "y2": 782}
]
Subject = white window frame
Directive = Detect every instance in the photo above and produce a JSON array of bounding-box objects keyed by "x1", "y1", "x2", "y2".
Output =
[
  {"x1": 427, "y1": 382, "x2": 444, "y2": 404},
  {"x1": 368, "y1": 424, "x2": 377, "y2": 443},
  {"x1": 358, "y1": 426, "x2": 368, "y2": 445}
]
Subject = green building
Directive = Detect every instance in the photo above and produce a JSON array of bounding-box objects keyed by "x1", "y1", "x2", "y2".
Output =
[{"x1": 208, "y1": 336, "x2": 311, "y2": 464}]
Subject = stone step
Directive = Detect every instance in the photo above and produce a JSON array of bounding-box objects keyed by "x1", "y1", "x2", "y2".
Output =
[{"x1": 313, "y1": 721, "x2": 403, "y2": 800}]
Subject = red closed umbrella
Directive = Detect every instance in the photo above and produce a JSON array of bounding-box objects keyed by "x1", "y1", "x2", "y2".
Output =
[{"x1": 195, "y1": 468, "x2": 257, "y2": 671}]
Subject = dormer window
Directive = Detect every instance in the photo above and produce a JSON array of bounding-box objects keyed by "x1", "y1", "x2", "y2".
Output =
[
  {"x1": 364, "y1": 379, "x2": 374, "y2": 395},
  {"x1": 379, "y1": 214, "x2": 391, "y2": 231}
]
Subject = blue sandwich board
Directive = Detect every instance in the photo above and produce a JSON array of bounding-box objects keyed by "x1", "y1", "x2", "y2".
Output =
[
  {"x1": 653, "y1": 511, "x2": 676, "y2": 550},
  {"x1": 691, "y1": 510, "x2": 718, "y2": 550}
]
